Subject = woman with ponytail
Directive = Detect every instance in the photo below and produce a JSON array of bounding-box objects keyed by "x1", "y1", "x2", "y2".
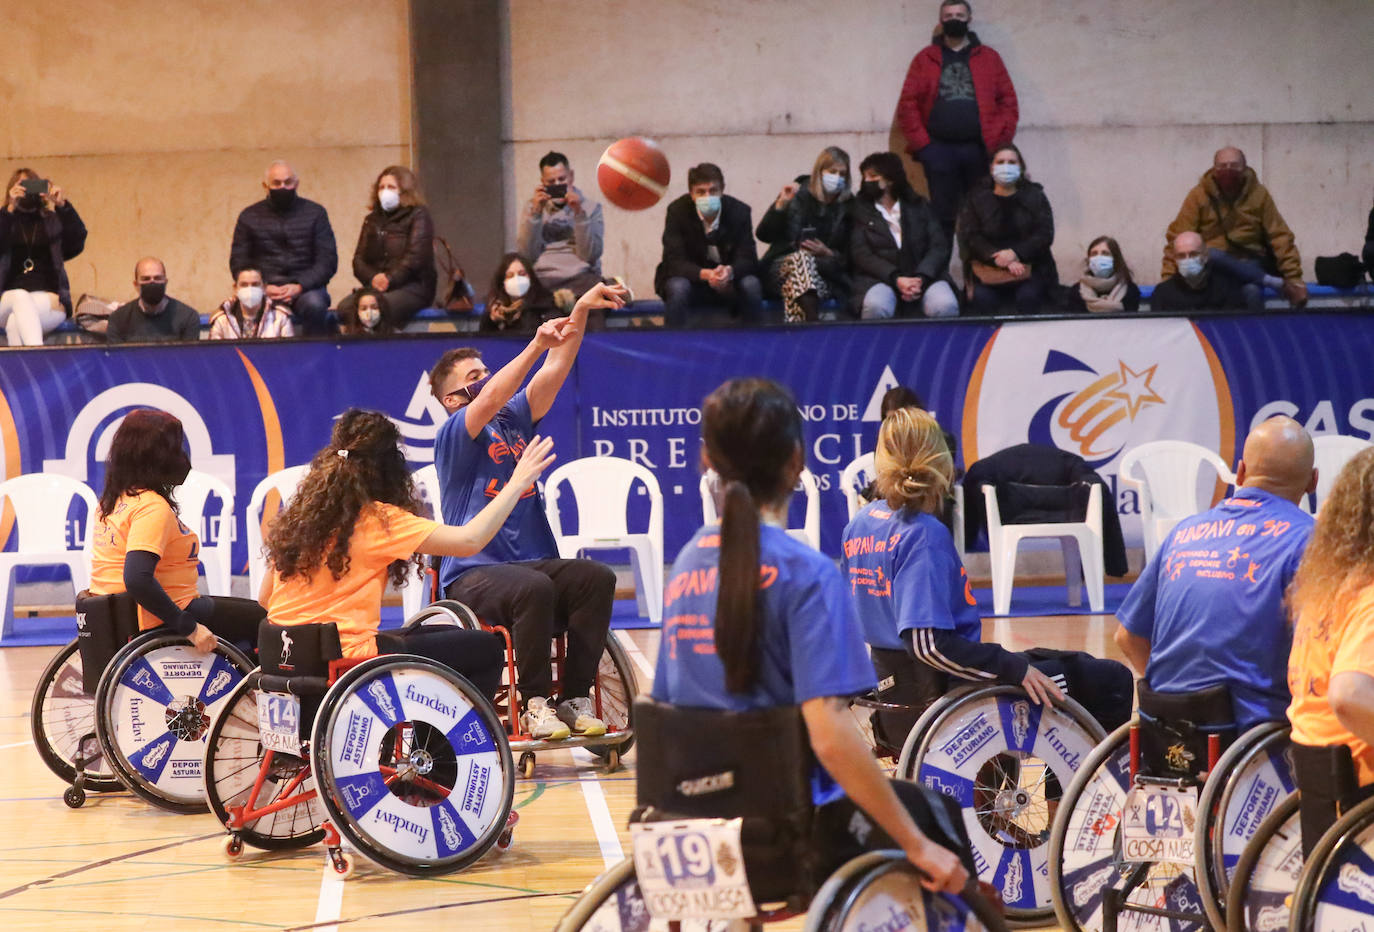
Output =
[
  {"x1": 652, "y1": 378, "x2": 971, "y2": 894},
  {"x1": 842, "y1": 408, "x2": 1131, "y2": 744},
  {"x1": 260, "y1": 408, "x2": 555, "y2": 696}
]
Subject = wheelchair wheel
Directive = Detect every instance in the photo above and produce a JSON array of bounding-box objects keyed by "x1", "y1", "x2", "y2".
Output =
[
  {"x1": 896, "y1": 684, "x2": 1104, "y2": 924},
  {"x1": 1289, "y1": 793, "x2": 1374, "y2": 931},
  {"x1": 202, "y1": 671, "x2": 327, "y2": 850},
  {"x1": 1048, "y1": 722, "x2": 1208, "y2": 932},
  {"x1": 30, "y1": 638, "x2": 122, "y2": 794},
  {"x1": 95, "y1": 631, "x2": 254, "y2": 813},
  {"x1": 311, "y1": 655, "x2": 515, "y2": 876},
  {"x1": 1224, "y1": 792, "x2": 1300, "y2": 932},
  {"x1": 1194, "y1": 721, "x2": 1293, "y2": 929},
  {"x1": 806, "y1": 851, "x2": 1008, "y2": 932},
  {"x1": 552, "y1": 858, "x2": 652, "y2": 932},
  {"x1": 404, "y1": 600, "x2": 481, "y2": 630},
  {"x1": 585, "y1": 635, "x2": 638, "y2": 761}
]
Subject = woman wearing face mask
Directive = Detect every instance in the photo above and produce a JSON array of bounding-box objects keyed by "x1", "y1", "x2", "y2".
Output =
[
  {"x1": 755, "y1": 147, "x2": 854, "y2": 323},
  {"x1": 0, "y1": 167, "x2": 87, "y2": 346},
  {"x1": 340, "y1": 165, "x2": 436, "y2": 329},
  {"x1": 339, "y1": 288, "x2": 395, "y2": 336},
  {"x1": 209, "y1": 267, "x2": 295, "y2": 339},
  {"x1": 958, "y1": 144, "x2": 1059, "y2": 316},
  {"x1": 479, "y1": 253, "x2": 554, "y2": 333},
  {"x1": 1065, "y1": 236, "x2": 1140, "y2": 313},
  {"x1": 88, "y1": 410, "x2": 267, "y2": 655}
]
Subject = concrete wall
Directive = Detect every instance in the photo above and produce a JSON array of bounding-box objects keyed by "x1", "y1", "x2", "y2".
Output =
[
  {"x1": 506, "y1": 0, "x2": 1374, "y2": 294},
  {"x1": 4, "y1": 0, "x2": 412, "y2": 316}
]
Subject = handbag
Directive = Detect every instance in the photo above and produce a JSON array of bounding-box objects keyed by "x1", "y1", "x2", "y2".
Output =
[
  {"x1": 970, "y1": 259, "x2": 1032, "y2": 286},
  {"x1": 73, "y1": 293, "x2": 120, "y2": 339},
  {"x1": 434, "y1": 237, "x2": 475, "y2": 311}
]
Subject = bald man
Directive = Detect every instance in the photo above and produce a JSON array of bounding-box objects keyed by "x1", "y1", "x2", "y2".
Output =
[
  {"x1": 1114, "y1": 416, "x2": 1317, "y2": 729},
  {"x1": 229, "y1": 160, "x2": 337, "y2": 335},
  {"x1": 106, "y1": 257, "x2": 202, "y2": 344},
  {"x1": 1162, "y1": 146, "x2": 1306, "y2": 308},
  {"x1": 1150, "y1": 231, "x2": 1259, "y2": 313}
]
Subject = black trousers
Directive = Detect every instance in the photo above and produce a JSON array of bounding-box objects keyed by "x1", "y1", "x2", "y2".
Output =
[
  {"x1": 375, "y1": 626, "x2": 506, "y2": 698},
  {"x1": 445, "y1": 558, "x2": 615, "y2": 703},
  {"x1": 186, "y1": 595, "x2": 267, "y2": 660},
  {"x1": 814, "y1": 779, "x2": 977, "y2": 879},
  {"x1": 870, "y1": 646, "x2": 946, "y2": 752}
]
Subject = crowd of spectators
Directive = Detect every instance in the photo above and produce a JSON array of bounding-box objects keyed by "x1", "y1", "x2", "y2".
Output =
[{"x1": 1, "y1": 0, "x2": 1368, "y2": 345}]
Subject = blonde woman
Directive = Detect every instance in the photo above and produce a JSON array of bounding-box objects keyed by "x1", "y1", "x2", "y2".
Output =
[{"x1": 755, "y1": 146, "x2": 853, "y2": 322}]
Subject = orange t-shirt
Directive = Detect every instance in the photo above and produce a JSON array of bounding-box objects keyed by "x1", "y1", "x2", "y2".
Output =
[
  {"x1": 1288, "y1": 584, "x2": 1374, "y2": 786},
  {"x1": 89, "y1": 491, "x2": 201, "y2": 631},
  {"x1": 265, "y1": 501, "x2": 439, "y2": 658}
]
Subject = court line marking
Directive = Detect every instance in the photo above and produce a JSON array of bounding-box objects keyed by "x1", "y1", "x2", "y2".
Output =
[
  {"x1": 282, "y1": 889, "x2": 578, "y2": 930},
  {"x1": 615, "y1": 631, "x2": 655, "y2": 683},
  {"x1": 0, "y1": 740, "x2": 32, "y2": 750},
  {"x1": 0, "y1": 832, "x2": 219, "y2": 899},
  {"x1": 572, "y1": 747, "x2": 623, "y2": 869},
  {"x1": 313, "y1": 858, "x2": 346, "y2": 932}
]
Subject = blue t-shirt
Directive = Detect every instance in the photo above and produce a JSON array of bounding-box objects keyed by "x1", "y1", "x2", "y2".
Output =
[
  {"x1": 1118, "y1": 487, "x2": 1314, "y2": 731},
  {"x1": 651, "y1": 523, "x2": 876, "y2": 805},
  {"x1": 841, "y1": 502, "x2": 983, "y2": 651},
  {"x1": 434, "y1": 390, "x2": 560, "y2": 588}
]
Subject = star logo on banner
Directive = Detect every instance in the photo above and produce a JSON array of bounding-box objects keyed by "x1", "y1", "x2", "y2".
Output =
[{"x1": 1104, "y1": 362, "x2": 1166, "y2": 420}]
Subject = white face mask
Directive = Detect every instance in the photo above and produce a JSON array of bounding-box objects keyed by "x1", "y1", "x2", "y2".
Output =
[
  {"x1": 991, "y1": 163, "x2": 1022, "y2": 185},
  {"x1": 504, "y1": 274, "x2": 531, "y2": 299},
  {"x1": 1088, "y1": 255, "x2": 1115, "y2": 278},
  {"x1": 358, "y1": 305, "x2": 381, "y2": 329},
  {"x1": 821, "y1": 172, "x2": 846, "y2": 195},
  {"x1": 237, "y1": 285, "x2": 264, "y2": 310},
  {"x1": 378, "y1": 187, "x2": 401, "y2": 211}
]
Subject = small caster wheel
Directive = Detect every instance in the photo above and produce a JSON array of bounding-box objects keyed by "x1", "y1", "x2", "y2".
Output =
[
  {"x1": 520, "y1": 751, "x2": 536, "y2": 779},
  {"x1": 63, "y1": 786, "x2": 86, "y2": 809},
  {"x1": 329, "y1": 848, "x2": 354, "y2": 879},
  {"x1": 222, "y1": 835, "x2": 244, "y2": 859},
  {"x1": 604, "y1": 748, "x2": 620, "y2": 773},
  {"x1": 496, "y1": 828, "x2": 514, "y2": 851}
]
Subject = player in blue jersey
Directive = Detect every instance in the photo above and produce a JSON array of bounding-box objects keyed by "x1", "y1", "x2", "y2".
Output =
[
  {"x1": 1115, "y1": 415, "x2": 1317, "y2": 729},
  {"x1": 842, "y1": 407, "x2": 1133, "y2": 749},
  {"x1": 653, "y1": 377, "x2": 971, "y2": 893},
  {"x1": 427, "y1": 282, "x2": 627, "y2": 741}
]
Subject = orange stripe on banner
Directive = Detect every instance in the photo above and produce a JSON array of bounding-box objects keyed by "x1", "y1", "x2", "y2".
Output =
[
  {"x1": 961, "y1": 329, "x2": 1000, "y2": 467},
  {"x1": 1193, "y1": 323, "x2": 1237, "y2": 505},
  {"x1": 600, "y1": 153, "x2": 668, "y2": 196},
  {"x1": 237, "y1": 349, "x2": 286, "y2": 572},
  {"x1": 0, "y1": 387, "x2": 19, "y2": 545}
]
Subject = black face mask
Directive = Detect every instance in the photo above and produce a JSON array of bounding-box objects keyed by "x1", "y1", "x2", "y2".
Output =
[
  {"x1": 860, "y1": 180, "x2": 885, "y2": 201},
  {"x1": 942, "y1": 19, "x2": 969, "y2": 39},
  {"x1": 267, "y1": 187, "x2": 298, "y2": 210},
  {"x1": 140, "y1": 281, "x2": 167, "y2": 307}
]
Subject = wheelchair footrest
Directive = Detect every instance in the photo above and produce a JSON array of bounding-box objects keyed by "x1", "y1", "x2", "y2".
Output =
[{"x1": 508, "y1": 731, "x2": 633, "y2": 754}]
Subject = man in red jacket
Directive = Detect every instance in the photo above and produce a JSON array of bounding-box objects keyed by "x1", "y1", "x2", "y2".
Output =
[{"x1": 897, "y1": 1, "x2": 1019, "y2": 239}]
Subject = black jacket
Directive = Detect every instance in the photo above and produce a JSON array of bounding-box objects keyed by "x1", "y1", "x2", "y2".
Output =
[
  {"x1": 0, "y1": 203, "x2": 86, "y2": 314},
  {"x1": 230, "y1": 196, "x2": 338, "y2": 292},
  {"x1": 1148, "y1": 268, "x2": 1247, "y2": 313},
  {"x1": 654, "y1": 194, "x2": 758, "y2": 294},
  {"x1": 1362, "y1": 206, "x2": 1374, "y2": 274},
  {"x1": 958, "y1": 179, "x2": 1057, "y2": 281},
  {"x1": 963, "y1": 443, "x2": 1128, "y2": 577},
  {"x1": 848, "y1": 194, "x2": 951, "y2": 314},
  {"x1": 350, "y1": 204, "x2": 437, "y2": 298},
  {"x1": 107, "y1": 297, "x2": 201, "y2": 344},
  {"x1": 756, "y1": 177, "x2": 852, "y2": 286}
]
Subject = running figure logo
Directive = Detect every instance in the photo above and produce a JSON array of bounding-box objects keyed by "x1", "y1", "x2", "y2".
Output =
[{"x1": 279, "y1": 629, "x2": 294, "y2": 668}]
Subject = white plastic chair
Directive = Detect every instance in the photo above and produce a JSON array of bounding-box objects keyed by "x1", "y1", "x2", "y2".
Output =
[
  {"x1": 1117, "y1": 440, "x2": 1236, "y2": 559},
  {"x1": 1305, "y1": 435, "x2": 1373, "y2": 514},
  {"x1": 841, "y1": 452, "x2": 876, "y2": 520},
  {"x1": 245, "y1": 465, "x2": 309, "y2": 600},
  {"x1": 399, "y1": 464, "x2": 443, "y2": 618},
  {"x1": 545, "y1": 456, "x2": 663, "y2": 624},
  {"x1": 0, "y1": 474, "x2": 98, "y2": 640},
  {"x1": 175, "y1": 470, "x2": 235, "y2": 596},
  {"x1": 700, "y1": 467, "x2": 821, "y2": 551},
  {"x1": 983, "y1": 482, "x2": 1105, "y2": 616}
]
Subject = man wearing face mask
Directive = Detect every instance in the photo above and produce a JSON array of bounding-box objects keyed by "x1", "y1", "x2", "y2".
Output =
[
  {"x1": 516, "y1": 151, "x2": 606, "y2": 310},
  {"x1": 897, "y1": 0, "x2": 1019, "y2": 239},
  {"x1": 209, "y1": 267, "x2": 295, "y2": 340},
  {"x1": 654, "y1": 162, "x2": 763, "y2": 328},
  {"x1": 1163, "y1": 147, "x2": 1307, "y2": 308},
  {"x1": 107, "y1": 257, "x2": 202, "y2": 344},
  {"x1": 230, "y1": 160, "x2": 338, "y2": 335},
  {"x1": 1149, "y1": 232, "x2": 1254, "y2": 313}
]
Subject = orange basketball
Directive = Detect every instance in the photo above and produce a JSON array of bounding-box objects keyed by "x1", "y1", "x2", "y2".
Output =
[{"x1": 597, "y1": 137, "x2": 671, "y2": 211}]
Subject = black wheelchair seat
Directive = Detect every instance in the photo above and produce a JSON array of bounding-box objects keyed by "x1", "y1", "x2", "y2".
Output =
[
  {"x1": 1136, "y1": 682, "x2": 1236, "y2": 780},
  {"x1": 75, "y1": 590, "x2": 141, "y2": 693}
]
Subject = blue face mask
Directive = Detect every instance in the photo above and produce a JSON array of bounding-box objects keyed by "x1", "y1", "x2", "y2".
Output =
[
  {"x1": 695, "y1": 195, "x2": 721, "y2": 218},
  {"x1": 991, "y1": 163, "x2": 1022, "y2": 185},
  {"x1": 1088, "y1": 255, "x2": 1115, "y2": 278},
  {"x1": 821, "y1": 172, "x2": 846, "y2": 195},
  {"x1": 1178, "y1": 256, "x2": 1206, "y2": 279}
]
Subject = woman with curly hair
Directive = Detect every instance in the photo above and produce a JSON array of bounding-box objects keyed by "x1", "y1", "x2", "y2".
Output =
[
  {"x1": 89, "y1": 409, "x2": 265, "y2": 653},
  {"x1": 259, "y1": 408, "x2": 554, "y2": 695},
  {"x1": 1288, "y1": 447, "x2": 1374, "y2": 817}
]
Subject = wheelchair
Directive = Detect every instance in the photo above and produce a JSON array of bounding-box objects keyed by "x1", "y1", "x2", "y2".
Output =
[
  {"x1": 31, "y1": 591, "x2": 255, "y2": 811},
  {"x1": 202, "y1": 616, "x2": 516, "y2": 878},
  {"x1": 554, "y1": 698, "x2": 1008, "y2": 932},
  {"x1": 419, "y1": 599, "x2": 638, "y2": 778},
  {"x1": 872, "y1": 682, "x2": 1106, "y2": 925}
]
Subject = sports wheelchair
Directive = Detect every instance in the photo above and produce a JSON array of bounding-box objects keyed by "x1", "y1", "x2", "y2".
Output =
[
  {"x1": 202, "y1": 613, "x2": 517, "y2": 877},
  {"x1": 555, "y1": 698, "x2": 1008, "y2": 932},
  {"x1": 31, "y1": 591, "x2": 256, "y2": 811},
  {"x1": 1047, "y1": 684, "x2": 1295, "y2": 932},
  {"x1": 421, "y1": 599, "x2": 638, "y2": 778}
]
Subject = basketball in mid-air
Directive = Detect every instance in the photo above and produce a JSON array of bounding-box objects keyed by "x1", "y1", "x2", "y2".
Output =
[{"x1": 597, "y1": 137, "x2": 671, "y2": 211}]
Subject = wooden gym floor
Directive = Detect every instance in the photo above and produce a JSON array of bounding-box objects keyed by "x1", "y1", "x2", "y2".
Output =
[{"x1": 0, "y1": 614, "x2": 1121, "y2": 930}]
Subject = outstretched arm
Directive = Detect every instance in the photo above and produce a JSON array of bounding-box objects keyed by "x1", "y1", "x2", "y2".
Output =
[
  {"x1": 462, "y1": 320, "x2": 568, "y2": 438},
  {"x1": 418, "y1": 436, "x2": 556, "y2": 556},
  {"x1": 526, "y1": 282, "x2": 627, "y2": 422}
]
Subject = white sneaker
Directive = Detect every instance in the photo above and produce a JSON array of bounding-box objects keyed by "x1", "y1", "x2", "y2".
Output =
[
  {"x1": 523, "y1": 697, "x2": 571, "y2": 740},
  {"x1": 557, "y1": 696, "x2": 607, "y2": 737}
]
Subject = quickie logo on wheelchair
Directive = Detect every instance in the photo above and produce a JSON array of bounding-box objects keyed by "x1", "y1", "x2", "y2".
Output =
[{"x1": 438, "y1": 807, "x2": 461, "y2": 849}]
